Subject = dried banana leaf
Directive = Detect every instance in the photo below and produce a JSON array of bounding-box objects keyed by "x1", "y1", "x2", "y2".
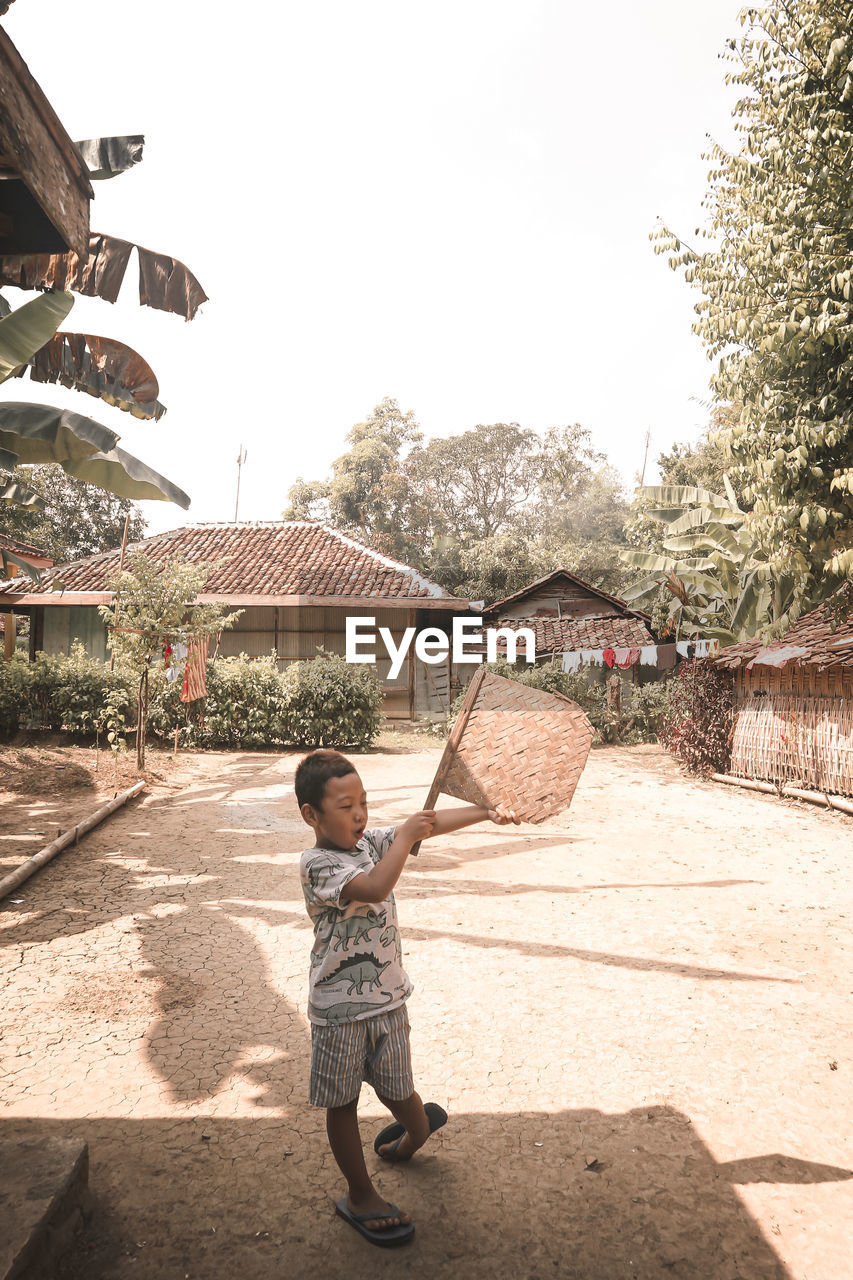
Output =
[
  {"x1": 74, "y1": 135, "x2": 144, "y2": 181},
  {"x1": 23, "y1": 331, "x2": 166, "y2": 420},
  {"x1": 0, "y1": 232, "x2": 208, "y2": 320}
]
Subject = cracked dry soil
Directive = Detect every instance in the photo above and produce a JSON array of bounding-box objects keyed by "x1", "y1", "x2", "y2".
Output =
[{"x1": 1, "y1": 743, "x2": 852, "y2": 1279}]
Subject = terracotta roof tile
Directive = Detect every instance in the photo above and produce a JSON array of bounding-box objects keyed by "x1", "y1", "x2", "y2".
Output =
[
  {"x1": 0, "y1": 522, "x2": 459, "y2": 601},
  {"x1": 710, "y1": 600, "x2": 853, "y2": 670},
  {"x1": 485, "y1": 613, "x2": 656, "y2": 653}
]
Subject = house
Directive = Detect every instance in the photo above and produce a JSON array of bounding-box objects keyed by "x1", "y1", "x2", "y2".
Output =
[
  {"x1": 708, "y1": 598, "x2": 853, "y2": 799},
  {"x1": 0, "y1": 533, "x2": 53, "y2": 660},
  {"x1": 480, "y1": 568, "x2": 664, "y2": 678},
  {"x1": 0, "y1": 521, "x2": 471, "y2": 719}
]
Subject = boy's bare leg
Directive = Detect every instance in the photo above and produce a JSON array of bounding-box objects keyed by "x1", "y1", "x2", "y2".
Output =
[
  {"x1": 326, "y1": 1100, "x2": 412, "y2": 1229},
  {"x1": 375, "y1": 1090, "x2": 431, "y2": 1161}
]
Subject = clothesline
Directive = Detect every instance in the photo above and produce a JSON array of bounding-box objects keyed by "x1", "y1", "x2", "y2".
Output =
[{"x1": 559, "y1": 639, "x2": 719, "y2": 674}]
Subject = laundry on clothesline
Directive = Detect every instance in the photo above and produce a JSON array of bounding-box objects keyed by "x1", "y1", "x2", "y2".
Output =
[{"x1": 181, "y1": 637, "x2": 209, "y2": 702}]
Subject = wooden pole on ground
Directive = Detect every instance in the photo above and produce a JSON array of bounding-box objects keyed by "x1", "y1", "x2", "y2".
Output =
[{"x1": 0, "y1": 779, "x2": 146, "y2": 902}]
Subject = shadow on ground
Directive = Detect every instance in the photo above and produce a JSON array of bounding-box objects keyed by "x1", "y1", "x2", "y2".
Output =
[{"x1": 6, "y1": 1106, "x2": 847, "y2": 1280}]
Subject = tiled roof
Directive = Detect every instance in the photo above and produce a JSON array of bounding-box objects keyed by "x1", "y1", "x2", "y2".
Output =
[
  {"x1": 710, "y1": 600, "x2": 853, "y2": 670},
  {"x1": 0, "y1": 532, "x2": 51, "y2": 561},
  {"x1": 0, "y1": 522, "x2": 460, "y2": 602},
  {"x1": 483, "y1": 567, "x2": 634, "y2": 615},
  {"x1": 485, "y1": 612, "x2": 656, "y2": 653}
]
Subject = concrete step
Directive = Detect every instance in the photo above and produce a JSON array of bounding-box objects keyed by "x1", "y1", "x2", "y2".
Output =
[{"x1": 0, "y1": 1137, "x2": 90, "y2": 1280}]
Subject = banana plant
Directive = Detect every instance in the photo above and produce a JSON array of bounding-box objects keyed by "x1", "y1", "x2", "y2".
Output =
[
  {"x1": 620, "y1": 483, "x2": 794, "y2": 644},
  {"x1": 0, "y1": 136, "x2": 202, "y2": 582}
]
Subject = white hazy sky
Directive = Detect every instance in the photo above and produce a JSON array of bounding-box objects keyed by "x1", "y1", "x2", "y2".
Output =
[{"x1": 5, "y1": 0, "x2": 741, "y2": 537}]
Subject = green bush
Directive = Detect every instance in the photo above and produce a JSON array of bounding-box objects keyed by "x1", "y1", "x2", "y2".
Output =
[
  {"x1": 148, "y1": 652, "x2": 289, "y2": 749},
  {"x1": 0, "y1": 654, "x2": 27, "y2": 734},
  {"x1": 281, "y1": 649, "x2": 383, "y2": 749},
  {"x1": 0, "y1": 644, "x2": 132, "y2": 740}
]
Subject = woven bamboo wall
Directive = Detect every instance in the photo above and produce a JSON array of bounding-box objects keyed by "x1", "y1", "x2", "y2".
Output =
[{"x1": 731, "y1": 667, "x2": 853, "y2": 796}]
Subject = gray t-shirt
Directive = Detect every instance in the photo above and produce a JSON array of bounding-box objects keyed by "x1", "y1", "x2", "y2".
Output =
[{"x1": 300, "y1": 826, "x2": 413, "y2": 1025}]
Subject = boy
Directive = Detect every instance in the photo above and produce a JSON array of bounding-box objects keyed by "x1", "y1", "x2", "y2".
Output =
[{"x1": 296, "y1": 748, "x2": 518, "y2": 1248}]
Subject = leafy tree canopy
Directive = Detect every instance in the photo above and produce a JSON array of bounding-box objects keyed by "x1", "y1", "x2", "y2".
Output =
[
  {"x1": 285, "y1": 402, "x2": 631, "y2": 601},
  {"x1": 0, "y1": 463, "x2": 146, "y2": 564},
  {"x1": 654, "y1": 0, "x2": 853, "y2": 625}
]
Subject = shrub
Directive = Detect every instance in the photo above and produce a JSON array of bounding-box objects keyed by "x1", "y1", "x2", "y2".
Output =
[
  {"x1": 0, "y1": 654, "x2": 27, "y2": 734},
  {"x1": 0, "y1": 645, "x2": 132, "y2": 740},
  {"x1": 50, "y1": 643, "x2": 133, "y2": 740},
  {"x1": 147, "y1": 652, "x2": 288, "y2": 749},
  {"x1": 281, "y1": 649, "x2": 383, "y2": 749},
  {"x1": 618, "y1": 680, "x2": 671, "y2": 745},
  {"x1": 659, "y1": 659, "x2": 734, "y2": 775}
]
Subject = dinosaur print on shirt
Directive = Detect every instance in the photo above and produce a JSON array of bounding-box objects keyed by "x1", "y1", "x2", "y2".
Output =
[{"x1": 300, "y1": 827, "x2": 413, "y2": 1025}]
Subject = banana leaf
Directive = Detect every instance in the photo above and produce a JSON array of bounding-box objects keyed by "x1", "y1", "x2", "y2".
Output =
[
  {"x1": 619, "y1": 550, "x2": 678, "y2": 572},
  {"x1": 620, "y1": 575, "x2": 662, "y2": 604},
  {"x1": 0, "y1": 549, "x2": 42, "y2": 584},
  {"x1": 0, "y1": 291, "x2": 74, "y2": 383},
  {"x1": 20, "y1": 332, "x2": 166, "y2": 420},
  {"x1": 639, "y1": 484, "x2": 729, "y2": 508},
  {"x1": 61, "y1": 445, "x2": 190, "y2": 508},
  {"x1": 722, "y1": 473, "x2": 742, "y2": 512},
  {"x1": 0, "y1": 402, "x2": 118, "y2": 466},
  {"x1": 74, "y1": 136, "x2": 144, "y2": 181},
  {"x1": 0, "y1": 233, "x2": 208, "y2": 321},
  {"x1": 653, "y1": 505, "x2": 741, "y2": 535},
  {"x1": 0, "y1": 477, "x2": 44, "y2": 508}
]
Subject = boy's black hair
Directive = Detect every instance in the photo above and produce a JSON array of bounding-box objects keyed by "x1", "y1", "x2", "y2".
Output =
[{"x1": 294, "y1": 749, "x2": 357, "y2": 811}]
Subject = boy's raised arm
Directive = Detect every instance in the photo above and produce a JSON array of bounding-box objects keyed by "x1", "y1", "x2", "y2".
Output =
[
  {"x1": 341, "y1": 812, "x2": 436, "y2": 904},
  {"x1": 430, "y1": 804, "x2": 519, "y2": 836}
]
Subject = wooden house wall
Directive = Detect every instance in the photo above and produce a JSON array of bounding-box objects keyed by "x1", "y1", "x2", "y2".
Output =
[
  {"x1": 42, "y1": 605, "x2": 109, "y2": 662},
  {"x1": 495, "y1": 580, "x2": 620, "y2": 620},
  {"x1": 36, "y1": 600, "x2": 471, "y2": 721},
  {"x1": 729, "y1": 665, "x2": 853, "y2": 797}
]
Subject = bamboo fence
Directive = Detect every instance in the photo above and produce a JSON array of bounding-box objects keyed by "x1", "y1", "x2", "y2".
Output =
[{"x1": 730, "y1": 667, "x2": 853, "y2": 797}]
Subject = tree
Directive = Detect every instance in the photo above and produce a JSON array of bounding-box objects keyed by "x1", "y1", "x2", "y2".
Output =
[
  {"x1": 286, "y1": 407, "x2": 632, "y2": 600},
  {"x1": 101, "y1": 555, "x2": 239, "y2": 768},
  {"x1": 285, "y1": 397, "x2": 426, "y2": 562},
  {"x1": 625, "y1": 415, "x2": 746, "y2": 556},
  {"x1": 620, "y1": 483, "x2": 794, "y2": 643},
  {"x1": 654, "y1": 0, "x2": 853, "y2": 627},
  {"x1": 0, "y1": 464, "x2": 146, "y2": 563}
]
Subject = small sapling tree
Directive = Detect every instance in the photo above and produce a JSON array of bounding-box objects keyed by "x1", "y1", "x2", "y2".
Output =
[{"x1": 100, "y1": 554, "x2": 240, "y2": 768}]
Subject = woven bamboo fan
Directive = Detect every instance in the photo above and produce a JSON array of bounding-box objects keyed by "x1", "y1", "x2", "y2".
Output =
[{"x1": 412, "y1": 668, "x2": 594, "y2": 854}]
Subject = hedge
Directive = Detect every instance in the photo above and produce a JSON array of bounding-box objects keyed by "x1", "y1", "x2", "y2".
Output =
[{"x1": 1, "y1": 646, "x2": 384, "y2": 752}]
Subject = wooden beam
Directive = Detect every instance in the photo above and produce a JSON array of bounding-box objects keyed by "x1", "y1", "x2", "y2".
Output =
[{"x1": 0, "y1": 29, "x2": 92, "y2": 257}]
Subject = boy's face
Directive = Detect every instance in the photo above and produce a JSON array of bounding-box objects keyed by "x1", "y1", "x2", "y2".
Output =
[{"x1": 302, "y1": 771, "x2": 368, "y2": 851}]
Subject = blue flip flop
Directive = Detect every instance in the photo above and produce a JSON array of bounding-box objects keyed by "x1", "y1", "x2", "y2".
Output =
[
  {"x1": 335, "y1": 1197, "x2": 414, "y2": 1247},
  {"x1": 374, "y1": 1101, "x2": 448, "y2": 1160}
]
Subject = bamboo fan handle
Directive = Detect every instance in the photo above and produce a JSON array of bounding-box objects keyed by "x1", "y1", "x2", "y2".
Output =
[{"x1": 409, "y1": 666, "x2": 487, "y2": 857}]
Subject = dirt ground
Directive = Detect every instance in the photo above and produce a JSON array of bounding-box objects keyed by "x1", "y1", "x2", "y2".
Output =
[{"x1": 1, "y1": 740, "x2": 851, "y2": 1280}]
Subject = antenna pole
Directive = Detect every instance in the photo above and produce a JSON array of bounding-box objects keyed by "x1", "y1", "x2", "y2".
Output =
[
  {"x1": 234, "y1": 445, "x2": 247, "y2": 521},
  {"x1": 638, "y1": 427, "x2": 651, "y2": 487}
]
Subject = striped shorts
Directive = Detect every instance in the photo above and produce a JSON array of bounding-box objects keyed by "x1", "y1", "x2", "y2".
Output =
[{"x1": 309, "y1": 1004, "x2": 413, "y2": 1108}]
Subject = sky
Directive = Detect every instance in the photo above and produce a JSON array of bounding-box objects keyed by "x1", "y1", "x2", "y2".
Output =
[{"x1": 4, "y1": 0, "x2": 743, "y2": 538}]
